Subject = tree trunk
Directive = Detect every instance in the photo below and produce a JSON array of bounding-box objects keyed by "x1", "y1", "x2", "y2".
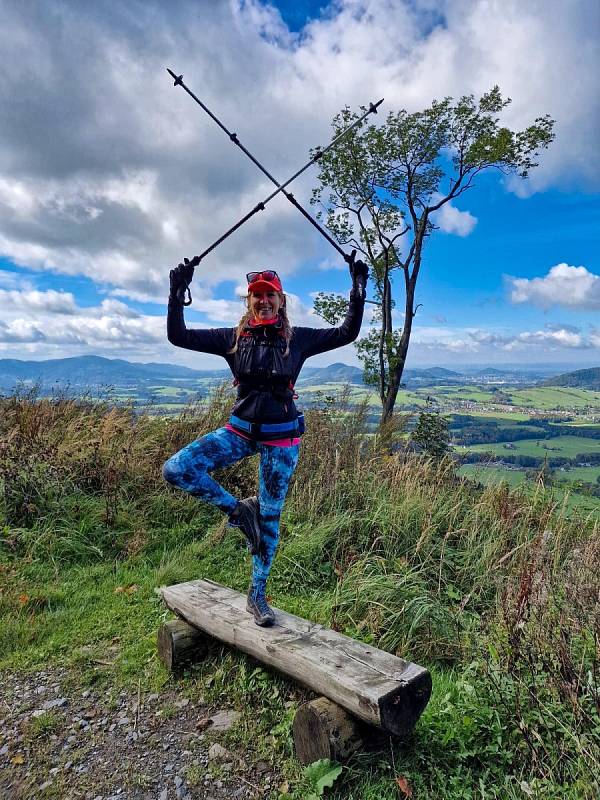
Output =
[
  {"x1": 381, "y1": 288, "x2": 414, "y2": 423},
  {"x1": 380, "y1": 219, "x2": 425, "y2": 424}
]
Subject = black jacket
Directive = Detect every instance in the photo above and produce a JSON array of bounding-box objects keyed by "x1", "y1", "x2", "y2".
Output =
[{"x1": 167, "y1": 289, "x2": 365, "y2": 427}]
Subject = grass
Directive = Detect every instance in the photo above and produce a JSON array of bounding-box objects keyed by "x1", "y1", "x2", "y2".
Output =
[
  {"x1": 465, "y1": 435, "x2": 600, "y2": 459},
  {"x1": 457, "y1": 464, "x2": 528, "y2": 488},
  {"x1": 1, "y1": 388, "x2": 599, "y2": 799},
  {"x1": 554, "y1": 465, "x2": 600, "y2": 484},
  {"x1": 510, "y1": 387, "x2": 600, "y2": 409}
]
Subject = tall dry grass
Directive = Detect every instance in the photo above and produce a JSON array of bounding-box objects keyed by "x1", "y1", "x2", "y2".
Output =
[{"x1": 1, "y1": 387, "x2": 598, "y2": 790}]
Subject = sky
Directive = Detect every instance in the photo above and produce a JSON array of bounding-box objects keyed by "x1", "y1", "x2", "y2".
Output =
[{"x1": 0, "y1": 0, "x2": 599, "y2": 372}]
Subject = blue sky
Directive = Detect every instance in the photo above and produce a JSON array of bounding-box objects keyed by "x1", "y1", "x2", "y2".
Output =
[{"x1": 0, "y1": 0, "x2": 598, "y2": 372}]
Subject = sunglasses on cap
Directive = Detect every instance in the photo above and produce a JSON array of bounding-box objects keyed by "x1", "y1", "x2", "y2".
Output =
[{"x1": 246, "y1": 270, "x2": 279, "y2": 284}]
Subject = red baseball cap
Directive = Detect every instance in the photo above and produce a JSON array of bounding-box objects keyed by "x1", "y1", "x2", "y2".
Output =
[{"x1": 246, "y1": 270, "x2": 283, "y2": 293}]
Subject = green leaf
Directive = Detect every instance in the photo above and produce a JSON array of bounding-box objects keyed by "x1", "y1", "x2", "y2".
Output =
[
  {"x1": 315, "y1": 764, "x2": 343, "y2": 793},
  {"x1": 304, "y1": 759, "x2": 343, "y2": 795}
]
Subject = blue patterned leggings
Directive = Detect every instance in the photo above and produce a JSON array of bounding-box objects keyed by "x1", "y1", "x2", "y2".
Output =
[{"x1": 162, "y1": 427, "x2": 299, "y2": 585}]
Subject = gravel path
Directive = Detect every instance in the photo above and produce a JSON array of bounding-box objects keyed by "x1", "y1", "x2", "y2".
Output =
[{"x1": 0, "y1": 668, "x2": 280, "y2": 800}]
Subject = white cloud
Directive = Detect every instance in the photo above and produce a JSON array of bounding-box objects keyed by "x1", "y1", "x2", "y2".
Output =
[
  {"x1": 0, "y1": 288, "x2": 77, "y2": 314},
  {"x1": 0, "y1": 288, "x2": 164, "y2": 351},
  {"x1": 509, "y1": 263, "x2": 600, "y2": 310},
  {"x1": 433, "y1": 202, "x2": 477, "y2": 236},
  {"x1": 0, "y1": 0, "x2": 596, "y2": 308},
  {"x1": 430, "y1": 195, "x2": 477, "y2": 236},
  {"x1": 0, "y1": 270, "x2": 28, "y2": 290},
  {"x1": 411, "y1": 323, "x2": 598, "y2": 354},
  {"x1": 512, "y1": 327, "x2": 584, "y2": 349}
]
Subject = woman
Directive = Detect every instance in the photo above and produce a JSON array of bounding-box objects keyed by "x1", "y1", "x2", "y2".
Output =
[{"x1": 162, "y1": 258, "x2": 368, "y2": 626}]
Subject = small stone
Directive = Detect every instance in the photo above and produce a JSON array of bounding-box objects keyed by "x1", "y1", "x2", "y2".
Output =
[
  {"x1": 174, "y1": 698, "x2": 189, "y2": 708},
  {"x1": 39, "y1": 781, "x2": 53, "y2": 791},
  {"x1": 174, "y1": 776, "x2": 183, "y2": 787},
  {"x1": 0, "y1": 744, "x2": 8, "y2": 756},
  {"x1": 207, "y1": 710, "x2": 240, "y2": 731},
  {"x1": 208, "y1": 743, "x2": 230, "y2": 761},
  {"x1": 31, "y1": 709, "x2": 47, "y2": 718},
  {"x1": 117, "y1": 717, "x2": 130, "y2": 726},
  {"x1": 165, "y1": 763, "x2": 174, "y2": 772},
  {"x1": 43, "y1": 697, "x2": 67, "y2": 710},
  {"x1": 159, "y1": 790, "x2": 168, "y2": 800},
  {"x1": 147, "y1": 693, "x2": 160, "y2": 702}
]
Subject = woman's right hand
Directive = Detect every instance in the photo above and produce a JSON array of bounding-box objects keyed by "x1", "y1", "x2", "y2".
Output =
[{"x1": 169, "y1": 257, "x2": 197, "y2": 295}]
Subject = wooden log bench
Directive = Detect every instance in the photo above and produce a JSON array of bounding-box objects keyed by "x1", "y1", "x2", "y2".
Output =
[{"x1": 158, "y1": 578, "x2": 431, "y2": 764}]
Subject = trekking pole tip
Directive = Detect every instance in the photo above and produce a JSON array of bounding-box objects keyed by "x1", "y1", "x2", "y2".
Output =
[{"x1": 369, "y1": 98, "x2": 384, "y2": 114}]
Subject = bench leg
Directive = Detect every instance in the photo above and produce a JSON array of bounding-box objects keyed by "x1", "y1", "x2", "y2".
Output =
[
  {"x1": 293, "y1": 697, "x2": 363, "y2": 765},
  {"x1": 157, "y1": 619, "x2": 209, "y2": 672}
]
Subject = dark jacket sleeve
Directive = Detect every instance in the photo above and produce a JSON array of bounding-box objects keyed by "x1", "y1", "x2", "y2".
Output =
[
  {"x1": 167, "y1": 294, "x2": 234, "y2": 356},
  {"x1": 295, "y1": 288, "x2": 365, "y2": 359}
]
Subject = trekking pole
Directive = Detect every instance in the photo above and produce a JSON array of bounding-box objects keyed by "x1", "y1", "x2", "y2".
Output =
[
  {"x1": 166, "y1": 69, "x2": 376, "y2": 265},
  {"x1": 166, "y1": 69, "x2": 383, "y2": 304}
]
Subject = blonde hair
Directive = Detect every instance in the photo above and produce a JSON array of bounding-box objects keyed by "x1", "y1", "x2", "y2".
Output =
[{"x1": 228, "y1": 292, "x2": 292, "y2": 356}]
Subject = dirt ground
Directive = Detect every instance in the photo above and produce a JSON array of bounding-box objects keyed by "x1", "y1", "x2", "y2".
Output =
[{"x1": 0, "y1": 667, "x2": 282, "y2": 800}]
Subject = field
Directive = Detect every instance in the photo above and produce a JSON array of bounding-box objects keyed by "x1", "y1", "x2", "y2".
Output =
[
  {"x1": 463, "y1": 435, "x2": 600, "y2": 459},
  {"x1": 555, "y1": 465, "x2": 600, "y2": 484},
  {"x1": 1, "y1": 392, "x2": 598, "y2": 799},
  {"x1": 457, "y1": 464, "x2": 528, "y2": 488}
]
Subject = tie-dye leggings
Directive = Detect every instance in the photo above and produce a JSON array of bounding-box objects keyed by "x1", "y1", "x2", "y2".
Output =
[{"x1": 162, "y1": 427, "x2": 299, "y2": 585}]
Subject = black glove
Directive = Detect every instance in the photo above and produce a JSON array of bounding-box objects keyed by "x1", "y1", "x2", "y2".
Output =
[
  {"x1": 350, "y1": 258, "x2": 369, "y2": 290},
  {"x1": 169, "y1": 257, "x2": 197, "y2": 298}
]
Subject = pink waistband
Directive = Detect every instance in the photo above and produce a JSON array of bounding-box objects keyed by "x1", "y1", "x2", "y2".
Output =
[{"x1": 225, "y1": 423, "x2": 300, "y2": 448}]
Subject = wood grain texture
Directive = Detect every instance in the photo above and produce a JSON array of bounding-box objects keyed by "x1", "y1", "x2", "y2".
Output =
[
  {"x1": 160, "y1": 579, "x2": 431, "y2": 735},
  {"x1": 157, "y1": 619, "x2": 209, "y2": 672},
  {"x1": 293, "y1": 697, "x2": 364, "y2": 764}
]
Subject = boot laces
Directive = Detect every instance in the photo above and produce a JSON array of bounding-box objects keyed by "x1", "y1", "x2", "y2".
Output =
[{"x1": 252, "y1": 586, "x2": 270, "y2": 614}]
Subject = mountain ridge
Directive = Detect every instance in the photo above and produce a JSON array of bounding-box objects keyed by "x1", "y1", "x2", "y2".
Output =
[{"x1": 542, "y1": 367, "x2": 600, "y2": 390}]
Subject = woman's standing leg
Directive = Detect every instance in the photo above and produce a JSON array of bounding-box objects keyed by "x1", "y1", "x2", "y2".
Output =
[{"x1": 247, "y1": 443, "x2": 300, "y2": 625}]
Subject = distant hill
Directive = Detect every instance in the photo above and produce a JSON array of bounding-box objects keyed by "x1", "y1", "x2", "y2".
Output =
[
  {"x1": 297, "y1": 362, "x2": 364, "y2": 386},
  {"x1": 542, "y1": 367, "x2": 600, "y2": 390},
  {"x1": 0, "y1": 355, "x2": 366, "y2": 391},
  {"x1": 0, "y1": 355, "x2": 227, "y2": 390},
  {"x1": 406, "y1": 367, "x2": 463, "y2": 380},
  {"x1": 474, "y1": 367, "x2": 505, "y2": 376}
]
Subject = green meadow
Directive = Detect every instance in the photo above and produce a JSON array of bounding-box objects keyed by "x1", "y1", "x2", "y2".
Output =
[
  {"x1": 465, "y1": 435, "x2": 600, "y2": 459},
  {"x1": 1, "y1": 391, "x2": 598, "y2": 799}
]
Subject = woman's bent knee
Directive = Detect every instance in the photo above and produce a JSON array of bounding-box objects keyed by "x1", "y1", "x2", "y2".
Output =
[{"x1": 162, "y1": 458, "x2": 180, "y2": 487}]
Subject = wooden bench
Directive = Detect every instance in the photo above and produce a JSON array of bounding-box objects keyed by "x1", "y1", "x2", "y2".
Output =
[{"x1": 158, "y1": 579, "x2": 431, "y2": 763}]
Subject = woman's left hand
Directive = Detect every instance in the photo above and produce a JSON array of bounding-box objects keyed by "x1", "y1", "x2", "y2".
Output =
[{"x1": 350, "y1": 259, "x2": 369, "y2": 288}]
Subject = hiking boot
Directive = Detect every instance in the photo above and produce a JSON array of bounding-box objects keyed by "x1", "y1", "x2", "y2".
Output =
[
  {"x1": 228, "y1": 496, "x2": 261, "y2": 555},
  {"x1": 246, "y1": 581, "x2": 275, "y2": 627}
]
